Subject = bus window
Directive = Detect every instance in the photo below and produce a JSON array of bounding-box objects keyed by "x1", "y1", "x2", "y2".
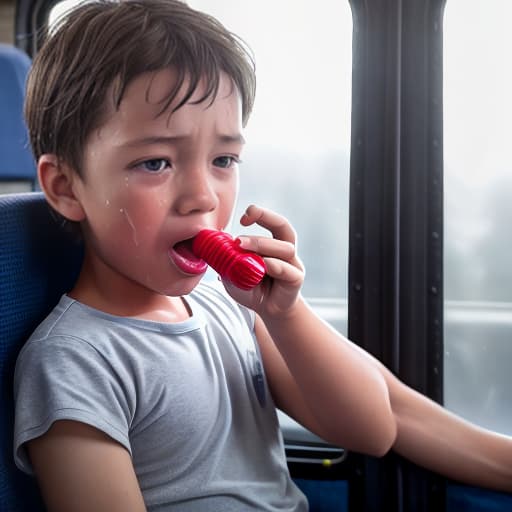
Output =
[
  {"x1": 444, "y1": 0, "x2": 512, "y2": 436},
  {"x1": 48, "y1": 0, "x2": 81, "y2": 28}
]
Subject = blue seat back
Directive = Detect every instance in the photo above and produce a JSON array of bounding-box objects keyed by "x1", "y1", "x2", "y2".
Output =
[
  {"x1": 0, "y1": 44, "x2": 36, "y2": 187},
  {"x1": 0, "y1": 192, "x2": 83, "y2": 511}
]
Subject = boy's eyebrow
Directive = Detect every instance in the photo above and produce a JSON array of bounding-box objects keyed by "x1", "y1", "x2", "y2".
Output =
[
  {"x1": 217, "y1": 133, "x2": 246, "y2": 145},
  {"x1": 121, "y1": 134, "x2": 246, "y2": 147}
]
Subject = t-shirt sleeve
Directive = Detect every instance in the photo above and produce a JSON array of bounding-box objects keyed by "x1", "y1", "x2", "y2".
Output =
[
  {"x1": 237, "y1": 303, "x2": 256, "y2": 331},
  {"x1": 13, "y1": 335, "x2": 133, "y2": 474}
]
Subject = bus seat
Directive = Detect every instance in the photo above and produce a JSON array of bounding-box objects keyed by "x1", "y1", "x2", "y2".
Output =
[
  {"x1": 0, "y1": 192, "x2": 83, "y2": 511},
  {"x1": 0, "y1": 45, "x2": 36, "y2": 193}
]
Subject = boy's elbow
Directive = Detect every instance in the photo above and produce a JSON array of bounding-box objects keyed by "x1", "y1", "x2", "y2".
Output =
[
  {"x1": 371, "y1": 422, "x2": 396, "y2": 457},
  {"x1": 364, "y1": 413, "x2": 397, "y2": 457},
  {"x1": 332, "y1": 411, "x2": 397, "y2": 457}
]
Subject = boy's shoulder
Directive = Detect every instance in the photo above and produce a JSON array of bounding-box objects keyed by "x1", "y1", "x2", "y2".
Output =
[
  {"x1": 28, "y1": 294, "x2": 89, "y2": 341},
  {"x1": 15, "y1": 294, "x2": 112, "y2": 368}
]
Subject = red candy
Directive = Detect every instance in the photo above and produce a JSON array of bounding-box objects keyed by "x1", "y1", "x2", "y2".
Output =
[{"x1": 192, "y1": 229, "x2": 266, "y2": 290}]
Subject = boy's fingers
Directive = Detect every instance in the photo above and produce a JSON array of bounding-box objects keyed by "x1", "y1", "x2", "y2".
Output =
[
  {"x1": 263, "y1": 258, "x2": 304, "y2": 285},
  {"x1": 237, "y1": 236, "x2": 296, "y2": 261},
  {"x1": 241, "y1": 205, "x2": 296, "y2": 244}
]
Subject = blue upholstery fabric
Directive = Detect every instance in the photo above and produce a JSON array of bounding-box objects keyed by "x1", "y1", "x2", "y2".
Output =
[
  {"x1": 294, "y1": 479, "x2": 349, "y2": 512},
  {"x1": 447, "y1": 484, "x2": 512, "y2": 512},
  {"x1": 0, "y1": 192, "x2": 83, "y2": 511},
  {"x1": 0, "y1": 44, "x2": 36, "y2": 183}
]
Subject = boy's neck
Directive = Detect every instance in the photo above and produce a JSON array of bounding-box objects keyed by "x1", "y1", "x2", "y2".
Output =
[{"x1": 69, "y1": 253, "x2": 192, "y2": 323}]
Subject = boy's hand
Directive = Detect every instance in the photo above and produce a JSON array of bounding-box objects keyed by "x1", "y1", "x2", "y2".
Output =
[{"x1": 222, "y1": 205, "x2": 305, "y2": 317}]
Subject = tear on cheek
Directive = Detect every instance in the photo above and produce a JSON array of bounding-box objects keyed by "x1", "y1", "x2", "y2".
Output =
[{"x1": 120, "y1": 208, "x2": 139, "y2": 246}]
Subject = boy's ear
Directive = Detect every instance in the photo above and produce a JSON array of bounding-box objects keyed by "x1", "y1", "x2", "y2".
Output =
[{"x1": 37, "y1": 154, "x2": 85, "y2": 222}]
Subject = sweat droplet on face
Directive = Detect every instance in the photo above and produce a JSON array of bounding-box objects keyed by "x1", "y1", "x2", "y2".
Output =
[{"x1": 122, "y1": 208, "x2": 138, "y2": 246}]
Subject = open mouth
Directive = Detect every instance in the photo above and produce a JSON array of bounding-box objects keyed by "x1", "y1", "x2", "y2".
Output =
[{"x1": 169, "y1": 237, "x2": 208, "y2": 276}]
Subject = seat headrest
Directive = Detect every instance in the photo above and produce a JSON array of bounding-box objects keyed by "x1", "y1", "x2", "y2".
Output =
[{"x1": 0, "y1": 44, "x2": 36, "y2": 181}]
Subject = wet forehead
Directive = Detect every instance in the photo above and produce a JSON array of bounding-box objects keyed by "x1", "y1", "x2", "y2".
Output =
[{"x1": 99, "y1": 69, "x2": 243, "y2": 139}]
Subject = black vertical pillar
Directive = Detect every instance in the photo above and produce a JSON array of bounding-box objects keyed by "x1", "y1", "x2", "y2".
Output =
[{"x1": 347, "y1": 0, "x2": 446, "y2": 510}]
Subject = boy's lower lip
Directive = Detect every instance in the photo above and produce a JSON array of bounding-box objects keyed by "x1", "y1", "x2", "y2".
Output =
[{"x1": 168, "y1": 247, "x2": 208, "y2": 275}]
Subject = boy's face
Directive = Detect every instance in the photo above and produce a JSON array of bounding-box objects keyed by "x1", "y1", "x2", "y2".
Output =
[{"x1": 71, "y1": 69, "x2": 243, "y2": 297}]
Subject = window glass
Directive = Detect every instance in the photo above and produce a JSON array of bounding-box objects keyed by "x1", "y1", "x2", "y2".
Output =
[
  {"x1": 444, "y1": 1, "x2": 512, "y2": 435},
  {"x1": 48, "y1": 0, "x2": 83, "y2": 27}
]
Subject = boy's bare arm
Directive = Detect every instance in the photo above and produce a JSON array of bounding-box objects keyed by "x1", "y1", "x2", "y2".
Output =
[
  {"x1": 28, "y1": 420, "x2": 147, "y2": 512},
  {"x1": 225, "y1": 205, "x2": 396, "y2": 455},
  {"x1": 257, "y1": 307, "x2": 512, "y2": 493},
  {"x1": 255, "y1": 307, "x2": 396, "y2": 456},
  {"x1": 382, "y1": 363, "x2": 512, "y2": 492}
]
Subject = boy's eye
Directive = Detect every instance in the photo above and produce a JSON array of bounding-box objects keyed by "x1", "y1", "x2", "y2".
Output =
[
  {"x1": 139, "y1": 159, "x2": 171, "y2": 172},
  {"x1": 213, "y1": 155, "x2": 239, "y2": 169}
]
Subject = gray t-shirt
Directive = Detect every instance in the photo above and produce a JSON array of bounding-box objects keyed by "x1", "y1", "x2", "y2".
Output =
[{"x1": 14, "y1": 281, "x2": 308, "y2": 511}]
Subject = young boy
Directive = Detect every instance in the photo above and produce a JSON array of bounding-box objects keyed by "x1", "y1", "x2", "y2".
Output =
[{"x1": 13, "y1": 0, "x2": 512, "y2": 511}]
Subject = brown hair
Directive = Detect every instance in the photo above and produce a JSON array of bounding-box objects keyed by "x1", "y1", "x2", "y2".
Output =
[{"x1": 25, "y1": 0, "x2": 256, "y2": 175}]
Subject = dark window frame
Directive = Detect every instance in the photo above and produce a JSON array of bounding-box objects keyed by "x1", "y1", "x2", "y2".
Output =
[{"x1": 348, "y1": 0, "x2": 446, "y2": 510}]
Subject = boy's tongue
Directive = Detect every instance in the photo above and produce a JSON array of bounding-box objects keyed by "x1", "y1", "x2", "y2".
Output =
[
  {"x1": 170, "y1": 238, "x2": 207, "y2": 275},
  {"x1": 173, "y1": 238, "x2": 197, "y2": 260}
]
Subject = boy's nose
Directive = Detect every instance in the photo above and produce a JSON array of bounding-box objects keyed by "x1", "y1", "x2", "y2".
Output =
[{"x1": 174, "y1": 169, "x2": 218, "y2": 215}]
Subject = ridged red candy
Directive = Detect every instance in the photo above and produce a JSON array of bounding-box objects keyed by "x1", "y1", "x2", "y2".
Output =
[{"x1": 192, "y1": 229, "x2": 266, "y2": 290}]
